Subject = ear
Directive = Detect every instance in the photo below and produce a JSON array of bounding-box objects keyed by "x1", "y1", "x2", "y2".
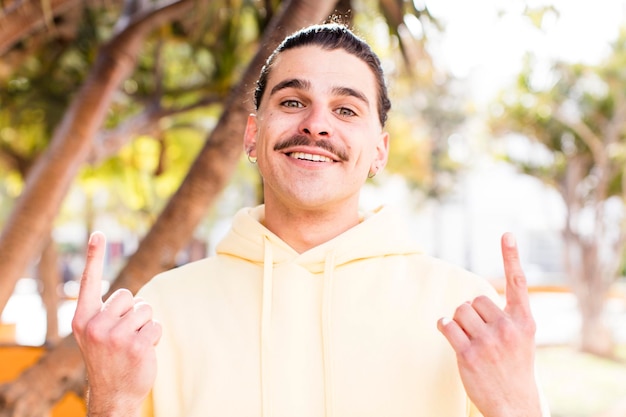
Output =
[
  {"x1": 243, "y1": 113, "x2": 258, "y2": 157},
  {"x1": 370, "y1": 131, "x2": 390, "y2": 174}
]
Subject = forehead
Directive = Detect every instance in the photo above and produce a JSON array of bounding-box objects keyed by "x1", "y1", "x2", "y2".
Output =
[{"x1": 267, "y1": 45, "x2": 379, "y2": 100}]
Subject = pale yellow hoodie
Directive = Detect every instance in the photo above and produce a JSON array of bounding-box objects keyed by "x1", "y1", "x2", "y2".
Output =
[{"x1": 138, "y1": 205, "x2": 499, "y2": 417}]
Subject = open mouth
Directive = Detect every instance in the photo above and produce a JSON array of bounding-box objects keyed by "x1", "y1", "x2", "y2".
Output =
[{"x1": 288, "y1": 152, "x2": 334, "y2": 163}]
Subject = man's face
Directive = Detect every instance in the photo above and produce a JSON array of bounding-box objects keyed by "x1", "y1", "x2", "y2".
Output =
[{"x1": 244, "y1": 45, "x2": 389, "y2": 211}]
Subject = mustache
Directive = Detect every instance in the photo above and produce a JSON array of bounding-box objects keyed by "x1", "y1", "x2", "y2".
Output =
[{"x1": 273, "y1": 135, "x2": 349, "y2": 161}]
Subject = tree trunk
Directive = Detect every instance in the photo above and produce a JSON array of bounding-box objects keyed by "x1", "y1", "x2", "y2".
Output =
[
  {"x1": 0, "y1": 0, "x2": 196, "y2": 319},
  {"x1": 561, "y1": 156, "x2": 617, "y2": 358},
  {"x1": 574, "y1": 241, "x2": 614, "y2": 356},
  {"x1": 37, "y1": 238, "x2": 61, "y2": 346},
  {"x1": 0, "y1": 337, "x2": 86, "y2": 417},
  {"x1": 579, "y1": 307, "x2": 614, "y2": 357},
  {"x1": 563, "y1": 219, "x2": 616, "y2": 357},
  {"x1": 0, "y1": 1, "x2": 337, "y2": 415}
]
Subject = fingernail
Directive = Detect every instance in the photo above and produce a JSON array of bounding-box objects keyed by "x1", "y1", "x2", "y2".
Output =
[
  {"x1": 89, "y1": 232, "x2": 100, "y2": 245},
  {"x1": 504, "y1": 233, "x2": 516, "y2": 247}
]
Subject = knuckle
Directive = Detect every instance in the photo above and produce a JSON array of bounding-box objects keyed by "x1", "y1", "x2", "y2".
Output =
[
  {"x1": 84, "y1": 319, "x2": 107, "y2": 344},
  {"x1": 471, "y1": 295, "x2": 491, "y2": 309},
  {"x1": 458, "y1": 346, "x2": 480, "y2": 369},
  {"x1": 479, "y1": 329, "x2": 497, "y2": 347},
  {"x1": 495, "y1": 318, "x2": 527, "y2": 346},
  {"x1": 512, "y1": 272, "x2": 527, "y2": 287},
  {"x1": 126, "y1": 329, "x2": 152, "y2": 358},
  {"x1": 472, "y1": 333, "x2": 505, "y2": 363},
  {"x1": 108, "y1": 288, "x2": 134, "y2": 302},
  {"x1": 453, "y1": 301, "x2": 471, "y2": 320},
  {"x1": 522, "y1": 316, "x2": 537, "y2": 336},
  {"x1": 127, "y1": 337, "x2": 146, "y2": 358},
  {"x1": 134, "y1": 301, "x2": 153, "y2": 316},
  {"x1": 86, "y1": 242, "x2": 101, "y2": 259},
  {"x1": 71, "y1": 317, "x2": 85, "y2": 335},
  {"x1": 496, "y1": 318, "x2": 514, "y2": 339},
  {"x1": 109, "y1": 326, "x2": 129, "y2": 349},
  {"x1": 102, "y1": 289, "x2": 135, "y2": 313}
]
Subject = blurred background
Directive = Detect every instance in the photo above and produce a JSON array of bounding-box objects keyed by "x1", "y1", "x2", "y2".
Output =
[{"x1": 0, "y1": 0, "x2": 625, "y2": 416}]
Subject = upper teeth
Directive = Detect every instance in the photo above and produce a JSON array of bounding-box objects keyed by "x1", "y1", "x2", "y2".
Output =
[{"x1": 290, "y1": 152, "x2": 332, "y2": 162}]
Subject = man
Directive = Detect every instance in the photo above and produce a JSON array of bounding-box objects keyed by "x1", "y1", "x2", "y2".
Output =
[{"x1": 73, "y1": 23, "x2": 547, "y2": 417}]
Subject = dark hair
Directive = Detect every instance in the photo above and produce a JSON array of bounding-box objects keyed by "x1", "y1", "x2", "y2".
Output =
[{"x1": 254, "y1": 23, "x2": 391, "y2": 126}]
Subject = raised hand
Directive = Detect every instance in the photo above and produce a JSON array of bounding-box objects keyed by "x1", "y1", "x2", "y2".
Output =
[
  {"x1": 72, "y1": 232, "x2": 161, "y2": 417},
  {"x1": 437, "y1": 233, "x2": 542, "y2": 417}
]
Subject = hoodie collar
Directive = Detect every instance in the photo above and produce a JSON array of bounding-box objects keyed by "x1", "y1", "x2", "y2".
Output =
[{"x1": 216, "y1": 205, "x2": 421, "y2": 274}]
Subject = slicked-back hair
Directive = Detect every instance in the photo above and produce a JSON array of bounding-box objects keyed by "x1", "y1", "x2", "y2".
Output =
[{"x1": 253, "y1": 23, "x2": 391, "y2": 126}]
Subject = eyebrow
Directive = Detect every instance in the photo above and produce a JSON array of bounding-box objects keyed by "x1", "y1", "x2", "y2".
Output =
[
  {"x1": 270, "y1": 78, "x2": 310, "y2": 97},
  {"x1": 269, "y1": 78, "x2": 370, "y2": 107},
  {"x1": 331, "y1": 86, "x2": 370, "y2": 107}
]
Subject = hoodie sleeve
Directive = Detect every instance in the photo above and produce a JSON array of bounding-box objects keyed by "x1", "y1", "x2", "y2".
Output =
[
  {"x1": 136, "y1": 276, "x2": 185, "y2": 417},
  {"x1": 141, "y1": 391, "x2": 155, "y2": 417},
  {"x1": 468, "y1": 400, "x2": 483, "y2": 417}
]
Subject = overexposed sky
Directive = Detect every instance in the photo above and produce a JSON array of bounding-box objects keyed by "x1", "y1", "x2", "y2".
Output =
[
  {"x1": 424, "y1": 0, "x2": 626, "y2": 102},
  {"x1": 372, "y1": 0, "x2": 626, "y2": 276}
]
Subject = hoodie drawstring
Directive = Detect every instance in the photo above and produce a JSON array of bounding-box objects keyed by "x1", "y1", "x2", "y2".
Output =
[
  {"x1": 322, "y1": 251, "x2": 336, "y2": 417},
  {"x1": 260, "y1": 241, "x2": 337, "y2": 417},
  {"x1": 261, "y1": 237, "x2": 274, "y2": 417}
]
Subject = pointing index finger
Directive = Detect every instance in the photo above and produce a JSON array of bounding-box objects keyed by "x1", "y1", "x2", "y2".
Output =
[
  {"x1": 501, "y1": 232, "x2": 531, "y2": 318},
  {"x1": 75, "y1": 231, "x2": 106, "y2": 319}
]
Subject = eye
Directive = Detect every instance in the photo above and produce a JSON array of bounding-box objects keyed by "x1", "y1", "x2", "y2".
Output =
[
  {"x1": 281, "y1": 100, "x2": 303, "y2": 108},
  {"x1": 336, "y1": 107, "x2": 356, "y2": 117}
]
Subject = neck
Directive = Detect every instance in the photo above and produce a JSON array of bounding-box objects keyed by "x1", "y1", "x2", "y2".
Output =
[{"x1": 263, "y1": 200, "x2": 361, "y2": 253}]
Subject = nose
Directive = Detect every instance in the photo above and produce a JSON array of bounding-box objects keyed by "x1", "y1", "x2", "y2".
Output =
[{"x1": 299, "y1": 105, "x2": 331, "y2": 137}]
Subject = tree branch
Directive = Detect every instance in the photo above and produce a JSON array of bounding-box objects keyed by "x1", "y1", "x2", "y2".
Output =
[
  {"x1": 553, "y1": 111, "x2": 605, "y2": 164},
  {"x1": 89, "y1": 94, "x2": 222, "y2": 164},
  {"x1": 0, "y1": 0, "x2": 114, "y2": 56}
]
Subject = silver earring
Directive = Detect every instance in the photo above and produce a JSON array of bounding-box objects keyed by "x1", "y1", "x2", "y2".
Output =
[
  {"x1": 247, "y1": 153, "x2": 257, "y2": 164},
  {"x1": 368, "y1": 170, "x2": 376, "y2": 179}
]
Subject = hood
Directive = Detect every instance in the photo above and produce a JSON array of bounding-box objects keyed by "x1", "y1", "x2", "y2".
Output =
[{"x1": 216, "y1": 205, "x2": 421, "y2": 272}]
